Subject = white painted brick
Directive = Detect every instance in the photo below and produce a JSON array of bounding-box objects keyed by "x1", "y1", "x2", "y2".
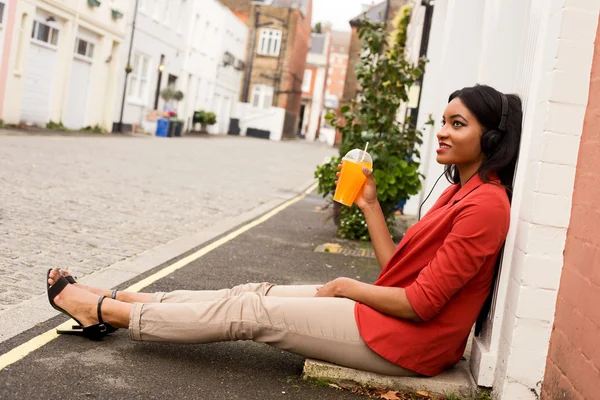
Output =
[
  {"x1": 545, "y1": 102, "x2": 587, "y2": 135},
  {"x1": 506, "y1": 347, "x2": 549, "y2": 390},
  {"x1": 523, "y1": 223, "x2": 567, "y2": 255},
  {"x1": 499, "y1": 302, "x2": 518, "y2": 353},
  {"x1": 536, "y1": 163, "x2": 576, "y2": 196},
  {"x1": 521, "y1": 254, "x2": 565, "y2": 290},
  {"x1": 511, "y1": 317, "x2": 553, "y2": 351},
  {"x1": 559, "y1": 7, "x2": 599, "y2": 41},
  {"x1": 530, "y1": 192, "x2": 572, "y2": 228},
  {"x1": 565, "y1": 0, "x2": 600, "y2": 13},
  {"x1": 524, "y1": 161, "x2": 541, "y2": 191},
  {"x1": 510, "y1": 247, "x2": 527, "y2": 283},
  {"x1": 549, "y1": 69, "x2": 591, "y2": 106},
  {"x1": 519, "y1": 182, "x2": 537, "y2": 223},
  {"x1": 515, "y1": 286, "x2": 558, "y2": 321},
  {"x1": 541, "y1": 131, "x2": 581, "y2": 165},
  {"x1": 524, "y1": 102, "x2": 550, "y2": 163},
  {"x1": 555, "y1": 39, "x2": 595, "y2": 74},
  {"x1": 498, "y1": 381, "x2": 539, "y2": 400}
]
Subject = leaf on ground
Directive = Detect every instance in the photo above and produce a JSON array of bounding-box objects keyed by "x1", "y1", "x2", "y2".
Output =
[
  {"x1": 416, "y1": 390, "x2": 431, "y2": 397},
  {"x1": 328, "y1": 383, "x2": 342, "y2": 390},
  {"x1": 380, "y1": 390, "x2": 402, "y2": 400}
]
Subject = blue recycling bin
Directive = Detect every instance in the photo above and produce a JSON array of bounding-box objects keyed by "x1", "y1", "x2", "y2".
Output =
[{"x1": 156, "y1": 118, "x2": 170, "y2": 137}]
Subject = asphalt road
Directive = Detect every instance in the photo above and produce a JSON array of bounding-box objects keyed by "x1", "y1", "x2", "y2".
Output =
[{"x1": 0, "y1": 192, "x2": 381, "y2": 400}]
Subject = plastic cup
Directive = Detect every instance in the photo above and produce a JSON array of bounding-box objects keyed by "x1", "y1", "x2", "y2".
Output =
[{"x1": 333, "y1": 149, "x2": 373, "y2": 207}]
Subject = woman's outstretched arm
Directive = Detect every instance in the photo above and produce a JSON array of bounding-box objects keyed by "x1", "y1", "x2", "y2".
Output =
[{"x1": 316, "y1": 277, "x2": 421, "y2": 322}]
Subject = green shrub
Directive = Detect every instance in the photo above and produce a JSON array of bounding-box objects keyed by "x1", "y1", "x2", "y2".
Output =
[{"x1": 314, "y1": 7, "x2": 426, "y2": 240}]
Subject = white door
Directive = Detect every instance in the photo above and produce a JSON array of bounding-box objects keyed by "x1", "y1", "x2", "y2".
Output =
[
  {"x1": 64, "y1": 57, "x2": 92, "y2": 129},
  {"x1": 21, "y1": 43, "x2": 58, "y2": 125},
  {"x1": 220, "y1": 96, "x2": 230, "y2": 134}
]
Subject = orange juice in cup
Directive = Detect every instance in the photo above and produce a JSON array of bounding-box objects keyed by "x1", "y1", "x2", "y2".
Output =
[{"x1": 333, "y1": 149, "x2": 373, "y2": 207}]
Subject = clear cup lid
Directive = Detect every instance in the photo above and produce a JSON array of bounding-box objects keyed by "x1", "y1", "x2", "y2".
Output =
[{"x1": 343, "y1": 149, "x2": 373, "y2": 165}]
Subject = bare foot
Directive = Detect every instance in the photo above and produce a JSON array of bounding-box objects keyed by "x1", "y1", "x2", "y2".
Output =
[
  {"x1": 48, "y1": 268, "x2": 111, "y2": 298},
  {"x1": 47, "y1": 268, "x2": 154, "y2": 305},
  {"x1": 50, "y1": 279, "x2": 101, "y2": 328}
]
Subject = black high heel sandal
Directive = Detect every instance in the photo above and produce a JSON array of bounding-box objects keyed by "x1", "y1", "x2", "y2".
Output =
[
  {"x1": 53, "y1": 269, "x2": 119, "y2": 334},
  {"x1": 46, "y1": 270, "x2": 111, "y2": 341}
]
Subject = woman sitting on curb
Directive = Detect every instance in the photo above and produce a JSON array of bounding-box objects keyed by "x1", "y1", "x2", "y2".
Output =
[{"x1": 47, "y1": 84, "x2": 522, "y2": 378}]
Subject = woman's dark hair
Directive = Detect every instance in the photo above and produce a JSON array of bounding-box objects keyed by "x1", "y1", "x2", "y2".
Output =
[
  {"x1": 445, "y1": 85, "x2": 523, "y2": 336},
  {"x1": 444, "y1": 84, "x2": 523, "y2": 192}
]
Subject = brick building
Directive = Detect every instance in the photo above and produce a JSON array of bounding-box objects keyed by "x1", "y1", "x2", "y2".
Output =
[
  {"x1": 219, "y1": 0, "x2": 312, "y2": 138},
  {"x1": 541, "y1": 19, "x2": 600, "y2": 400},
  {"x1": 325, "y1": 30, "x2": 351, "y2": 109},
  {"x1": 342, "y1": 0, "x2": 407, "y2": 104},
  {"x1": 299, "y1": 32, "x2": 331, "y2": 141}
]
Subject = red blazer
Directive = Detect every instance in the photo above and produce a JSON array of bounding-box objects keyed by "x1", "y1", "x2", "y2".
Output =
[{"x1": 355, "y1": 173, "x2": 510, "y2": 376}]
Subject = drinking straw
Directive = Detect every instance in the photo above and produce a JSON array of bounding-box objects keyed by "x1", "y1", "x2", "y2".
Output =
[{"x1": 360, "y1": 142, "x2": 369, "y2": 162}]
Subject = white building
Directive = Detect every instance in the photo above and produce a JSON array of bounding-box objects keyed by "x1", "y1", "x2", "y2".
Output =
[
  {"x1": 178, "y1": 0, "x2": 248, "y2": 135},
  {"x1": 113, "y1": 0, "x2": 247, "y2": 135},
  {"x1": 402, "y1": 0, "x2": 599, "y2": 398},
  {"x1": 2, "y1": 0, "x2": 129, "y2": 130},
  {"x1": 112, "y1": 0, "x2": 191, "y2": 133}
]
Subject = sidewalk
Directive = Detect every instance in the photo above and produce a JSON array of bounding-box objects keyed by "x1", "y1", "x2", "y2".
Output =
[{"x1": 0, "y1": 191, "x2": 474, "y2": 399}]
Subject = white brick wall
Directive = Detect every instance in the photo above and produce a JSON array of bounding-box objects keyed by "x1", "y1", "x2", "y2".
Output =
[{"x1": 490, "y1": 0, "x2": 597, "y2": 397}]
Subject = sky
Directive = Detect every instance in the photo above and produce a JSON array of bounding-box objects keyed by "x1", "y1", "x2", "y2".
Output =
[{"x1": 312, "y1": 0, "x2": 376, "y2": 31}]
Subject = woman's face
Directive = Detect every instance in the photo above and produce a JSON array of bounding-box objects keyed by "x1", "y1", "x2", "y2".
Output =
[{"x1": 436, "y1": 98, "x2": 485, "y2": 170}]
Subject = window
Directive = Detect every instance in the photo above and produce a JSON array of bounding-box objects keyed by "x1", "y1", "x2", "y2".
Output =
[
  {"x1": 75, "y1": 38, "x2": 95, "y2": 59},
  {"x1": 127, "y1": 53, "x2": 150, "y2": 102},
  {"x1": 257, "y1": 29, "x2": 282, "y2": 57},
  {"x1": 0, "y1": 2, "x2": 5, "y2": 26},
  {"x1": 301, "y1": 70, "x2": 312, "y2": 92},
  {"x1": 251, "y1": 84, "x2": 274, "y2": 109},
  {"x1": 31, "y1": 20, "x2": 59, "y2": 47}
]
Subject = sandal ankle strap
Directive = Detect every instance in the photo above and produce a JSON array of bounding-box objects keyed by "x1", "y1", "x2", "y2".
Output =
[{"x1": 97, "y1": 295, "x2": 107, "y2": 332}]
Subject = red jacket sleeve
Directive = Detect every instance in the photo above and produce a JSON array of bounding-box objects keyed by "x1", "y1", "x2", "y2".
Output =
[{"x1": 404, "y1": 196, "x2": 510, "y2": 321}]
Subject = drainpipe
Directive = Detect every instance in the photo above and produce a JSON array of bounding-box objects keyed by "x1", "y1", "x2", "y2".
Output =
[
  {"x1": 242, "y1": 7, "x2": 260, "y2": 103},
  {"x1": 410, "y1": 0, "x2": 434, "y2": 129},
  {"x1": 117, "y1": 0, "x2": 139, "y2": 133}
]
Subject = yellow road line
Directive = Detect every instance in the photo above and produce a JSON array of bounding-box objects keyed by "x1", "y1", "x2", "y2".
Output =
[{"x1": 0, "y1": 183, "x2": 317, "y2": 372}]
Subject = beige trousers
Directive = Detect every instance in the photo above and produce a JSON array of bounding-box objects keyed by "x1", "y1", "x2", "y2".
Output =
[{"x1": 128, "y1": 283, "x2": 417, "y2": 376}]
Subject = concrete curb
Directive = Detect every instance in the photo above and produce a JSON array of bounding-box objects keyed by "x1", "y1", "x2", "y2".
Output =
[
  {"x1": 0, "y1": 178, "x2": 316, "y2": 344},
  {"x1": 302, "y1": 359, "x2": 477, "y2": 398}
]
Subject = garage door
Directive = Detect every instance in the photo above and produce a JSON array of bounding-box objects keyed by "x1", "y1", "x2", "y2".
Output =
[
  {"x1": 20, "y1": 20, "x2": 59, "y2": 126},
  {"x1": 64, "y1": 37, "x2": 94, "y2": 130}
]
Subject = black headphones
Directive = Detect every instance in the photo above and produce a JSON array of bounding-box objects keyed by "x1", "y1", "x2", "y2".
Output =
[
  {"x1": 480, "y1": 93, "x2": 509, "y2": 156},
  {"x1": 418, "y1": 92, "x2": 509, "y2": 221}
]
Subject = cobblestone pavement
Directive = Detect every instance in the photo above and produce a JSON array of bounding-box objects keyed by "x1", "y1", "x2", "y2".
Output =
[{"x1": 0, "y1": 134, "x2": 335, "y2": 313}]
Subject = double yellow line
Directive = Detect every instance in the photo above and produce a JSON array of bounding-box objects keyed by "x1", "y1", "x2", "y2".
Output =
[{"x1": 0, "y1": 183, "x2": 317, "y2": 372}]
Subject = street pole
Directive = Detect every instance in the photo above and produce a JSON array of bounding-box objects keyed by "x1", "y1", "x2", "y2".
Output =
[
  {"x1": 117, "y1": 0, "x2": 140, "y2": 133},
  {"x1": 242, "y1": 7, "x2": 260, "y2": 103}
]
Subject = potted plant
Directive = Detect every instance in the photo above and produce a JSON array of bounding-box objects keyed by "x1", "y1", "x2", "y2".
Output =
[{"x1": 194, "y1": 110, "x2": 217, "y2": 132}]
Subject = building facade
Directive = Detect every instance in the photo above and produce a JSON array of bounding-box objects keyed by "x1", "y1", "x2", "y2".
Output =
[
  {"x1": 112, "y1": 0, "x2": 191, "y2": 133},
  {"x1": 324, "y1": 30, "x2": 350, "y2": 110},
  {"x1": 343, "y1": 0, "x2": 407, "y2": 104},
  {"x1": 178, "y1": 0, "x2": 248, "y2": 135},
  {"x1": 299, "y1": 31, "x2": 330, "y2": 141},
  {"x1": 1, "y1": 0, "x2": 128, "y2": 131},
  {"x1": 219, "y1": 0, "x2": 312, "y2": 139},
  {"x1": 402, "y1": 0, "x2": 599, "y2": 398}
]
